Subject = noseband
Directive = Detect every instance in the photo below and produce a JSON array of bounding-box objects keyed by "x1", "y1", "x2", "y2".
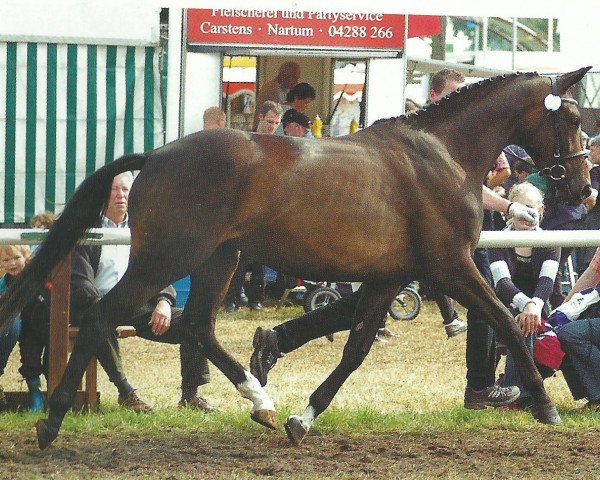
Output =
[{"x1": 537, "y1": 76, "x2": 589, "y2": 181}]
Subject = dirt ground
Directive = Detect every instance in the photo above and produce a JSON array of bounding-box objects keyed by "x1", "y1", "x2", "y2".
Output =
[
  {"x1": 2, "y1": 303, "x2": 600, "y2": 478},
  {"x1": 1, "y1": 426, "x2": 600, "y2": 479}
]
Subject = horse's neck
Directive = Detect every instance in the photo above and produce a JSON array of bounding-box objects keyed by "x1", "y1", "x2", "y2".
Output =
[
  {"x1": 422, "y1": 83, "x2": 530, "y2": 179},
  {"x1": 431, "y1": 112, "x2": 513, "y2": 176}
]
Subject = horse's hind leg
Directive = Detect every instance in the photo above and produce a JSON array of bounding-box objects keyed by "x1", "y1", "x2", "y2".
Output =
[
  {"x1": 36, "y1": 272, "x2": 167, "y2": 449},
  {"x1": 440, "y1": 258, "x2": 560, "y2": 425},
  {"x1": 285, "y1": 281, "x2": 400, "y2": 445},
  {"x1": 185, "y1": 244, "x2": 276, "y2": 429}
]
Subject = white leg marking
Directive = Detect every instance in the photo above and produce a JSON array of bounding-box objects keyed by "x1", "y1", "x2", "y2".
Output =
[
  {"x1": 289, "y1": 405, "x2": 316, "y2": 431},
  {"x1": 237, "y1": 371, "x2": 275, "y2": 413}
]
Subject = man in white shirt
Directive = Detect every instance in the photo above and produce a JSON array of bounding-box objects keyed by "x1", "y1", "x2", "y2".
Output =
[{"x1": 69, "y1": 172, "x2": 215, "y2": 413}]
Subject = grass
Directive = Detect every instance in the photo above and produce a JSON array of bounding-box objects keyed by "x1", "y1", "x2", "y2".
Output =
[
  {"x1": 3, "y1": 402, "x2": 600, "y2": 441},
  {"x1": 0, "y1": 300, "x2": 596, "y2": 436}
]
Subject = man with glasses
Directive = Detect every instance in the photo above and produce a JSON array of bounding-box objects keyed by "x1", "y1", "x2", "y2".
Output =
[{"x1": 255, "y1": 101, "x2": 283, "y2": 134}]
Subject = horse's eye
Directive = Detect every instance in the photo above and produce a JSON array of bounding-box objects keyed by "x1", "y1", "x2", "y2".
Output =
[{"x1": 570, "y1": 116, "x2": 581, "y2": 127}]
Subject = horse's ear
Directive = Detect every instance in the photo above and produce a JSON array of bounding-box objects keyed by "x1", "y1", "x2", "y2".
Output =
[{"x1": 557, "y1": 66, "x2": 592, "y2": 93}]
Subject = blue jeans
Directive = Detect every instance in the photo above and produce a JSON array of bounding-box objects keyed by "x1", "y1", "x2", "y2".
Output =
[
  {"x1": 501, "y1": 332, "x2": 535, "y2": 402},
  {"x1": 557, "y1": 318, "x2": 600, "y2": 403},
  {"x1": 0, "y1": 317, "x2": 21, "y2": 376}
]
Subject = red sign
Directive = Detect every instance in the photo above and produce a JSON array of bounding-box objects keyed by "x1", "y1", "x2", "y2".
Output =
[{"x1": 187, "y1": 9, "x2": 440, "y2": 50}]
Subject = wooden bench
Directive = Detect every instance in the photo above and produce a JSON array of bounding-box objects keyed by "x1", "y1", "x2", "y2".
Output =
[
  {"x1": 66, "y1": 325, "x2": 137, "y2": 411},
  {"x1": 4, "y1": 253, "x2": 136, "y2": 411}
]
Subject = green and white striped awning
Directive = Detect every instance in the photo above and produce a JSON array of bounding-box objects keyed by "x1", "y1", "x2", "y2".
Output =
[{"x1": 0, "y1": 42, "x2": 164, "y2": 224}]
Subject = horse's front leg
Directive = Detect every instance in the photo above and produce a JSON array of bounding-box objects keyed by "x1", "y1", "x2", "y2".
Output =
[
  {"x1": 285, "y1": 282, "x2": 400, "y2": 446},
  {"x1": 36, "y1": 311, "x2": 113, "y2": 449},
  {"x1": 443, "y1": 259, "x2": 561, "y2": 425}
]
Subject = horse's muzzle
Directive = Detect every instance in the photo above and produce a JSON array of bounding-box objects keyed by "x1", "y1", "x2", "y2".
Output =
[
  {"x1": 561, "y1": 183, "x2": 593, "y2": 206},
  {"x1": 555, "y1": 183, "x2": 593, "y2": 206}
]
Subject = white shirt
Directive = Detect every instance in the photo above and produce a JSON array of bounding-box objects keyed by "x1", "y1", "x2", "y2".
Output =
[{"x1": 95, "y1": 215, "x2": 131, "y2": 295}]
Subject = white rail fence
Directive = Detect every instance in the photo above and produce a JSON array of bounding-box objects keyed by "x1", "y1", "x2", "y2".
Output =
[
  {"x1": 0, "y1": 229, "x2": 600, "y2": 248},
  {"x1": 1, "y1": 228, "x2": 597, "y2": 291}
]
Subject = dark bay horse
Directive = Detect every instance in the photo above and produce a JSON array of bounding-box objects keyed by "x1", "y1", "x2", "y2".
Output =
[{"x1": 0, "y1": 68, "x2": 591, "y2": 449}]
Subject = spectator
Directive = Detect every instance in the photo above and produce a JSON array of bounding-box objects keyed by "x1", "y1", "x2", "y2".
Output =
[
  {"x1": 489, "y1": 182, "x2": 560, "y2": 409},
  {"x1": 428, "y1": 68, "x2": 518, "y2": 407},
  {"x1": 574, "y1": 135, "x2": 600, "y2": 275},
  {"x1": 555, "y1": 256, "x2": 600, "y2": 409},
  {"x1": 29, "y1": 211, "x2": 56, "y2": 253},
  {"x1": 255, "y1": 101, "x2": 283, "y2": 135},
  {"x1": 223, "y1": 102, "x2": 285, "y2": 314},
  {"x1": 405, "y1": 98, "x2": 421, "y2": 114},
  {"x1": 502, "y1": 145, "x2": 534, "y2": 195},
  {"x1": 0, "y1": 245, "x2": 34, "y2": 410},
  {"x1": 429, "y1": 68, "x2": 464, "y2": 101},
  {"x1": 528, "y1": 167, "x2": 589, "y2": 308},
  {"x1": 203, "y1": 107, "x2": 226, "y2": 130},
  {"x1": 253, "y1": 61, "x2": 301, "y2": 129},
  {"x1": 27, "y1": 172, "x2": 216, "y2": 413},
  {"x1": 425, "y1": 71, "x2": 471, "y2": 338},
  {"x1": 30, "y1": 211, "x2": 55, "y2": 229},
  {"x1": 487, "y1": 151, "x2": 511, "y2": 191},
  {"x1": 9, "y1": 213, "x2": 57, "y2": 412},
  {"x1": 17, "y1": 253, "x2": 51, "y2": 413},
  {"x1": 283, "y1": 82, "x2": 316, "y2": 114},
  {"x1": 276, "y1": 83, "x2": 317, "y2": 135},
  {"x1": 281, "y1": 109, "x2": 312, "y2": 138},
  {"x1": 487, "y1": 153, "x2": 513, "y2": 249}
]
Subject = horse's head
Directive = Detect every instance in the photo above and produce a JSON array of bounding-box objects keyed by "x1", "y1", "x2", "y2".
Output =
[{"x1": 519, "y1": 67, "x2": 592, "y2": 205}]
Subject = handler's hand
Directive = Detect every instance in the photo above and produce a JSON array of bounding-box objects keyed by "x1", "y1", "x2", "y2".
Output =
[
  {"x1": 508, "y1": 202, "x2": 540, "y2": 228},
  {"x1": 149, "y1": 299, "x2": 172, "y2": 336},
  {"x1": 514, "y1": 303, "x2": 541, "y2": 336}
]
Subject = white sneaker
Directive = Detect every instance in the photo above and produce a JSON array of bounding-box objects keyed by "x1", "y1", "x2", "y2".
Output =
[
  {"x1": 378, "y1": 327, "x2": 399, "y2": 338},
  {"x1": 444, "y1": 318, "x2": 467, "y2": 338}
]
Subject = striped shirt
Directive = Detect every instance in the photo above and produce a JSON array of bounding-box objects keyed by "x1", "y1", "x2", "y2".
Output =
[{"x1": 489, "y1": 244, "x2": 560, "y2": 315}]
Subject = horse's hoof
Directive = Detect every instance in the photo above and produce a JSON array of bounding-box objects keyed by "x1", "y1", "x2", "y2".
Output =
[
  {"x1": 532, "y1": 401, "x2": 562, "y2": 425},
  {"x1": 250, "y1": 409, "x2": 277, "y2": 430},
  {"x1": 35, "y1": 419, "x2": 58, "y2": 450},
  {"x1": 285, "y1": 416, "x2": 308, "y2": 446}
]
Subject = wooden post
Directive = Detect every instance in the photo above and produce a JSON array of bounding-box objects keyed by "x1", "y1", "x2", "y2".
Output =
[{"x1": 48, "y1": 253, "x2": 71, "y2": 397}]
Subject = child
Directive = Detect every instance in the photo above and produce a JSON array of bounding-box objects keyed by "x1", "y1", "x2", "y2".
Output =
[
  {"x1": 0, "y1": 245, "x2": 43, "y2": 411},
  {"x1": 488, "y1": 182, "x2": 560, "y2": 408}
]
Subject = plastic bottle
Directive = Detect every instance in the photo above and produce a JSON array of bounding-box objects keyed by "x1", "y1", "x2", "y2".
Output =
[{"x1": 312, "y1": 114, "x2": 323, "y2": 138}]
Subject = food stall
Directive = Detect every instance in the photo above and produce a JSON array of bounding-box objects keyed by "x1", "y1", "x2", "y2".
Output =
[{"x1": 183, "y1": 9, "x2": 441, "y2": 134}]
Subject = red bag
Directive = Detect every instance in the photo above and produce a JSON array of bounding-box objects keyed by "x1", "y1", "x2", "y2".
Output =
[{"x1": 534, "y1": 333, "x2": 565, "y2": 370}]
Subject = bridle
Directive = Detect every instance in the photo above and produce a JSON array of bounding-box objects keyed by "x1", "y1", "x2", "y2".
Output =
[{"x1": 536, "y1": 76, "x2": 589, "y2": 181}]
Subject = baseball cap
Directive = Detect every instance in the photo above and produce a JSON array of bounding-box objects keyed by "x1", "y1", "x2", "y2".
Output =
[
  {"x1": 282, "y1": 108, "x2": 311, "y2": 129},
  {"x1": 504, "y1": 145, "x2": 534, "y2": 165}
]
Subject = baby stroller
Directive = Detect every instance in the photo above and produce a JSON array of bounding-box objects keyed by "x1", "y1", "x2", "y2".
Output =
[
  {"x1": 270, "y1": 275, "x2": 349, "y2": 311},
  {"x1": 302, "y1": 281, "x2": 353, "y2": 312},
  {"x1": 388, "y1": 284, "x2": 422, "y2": 321},
  {"x1": 302, "y1": 280, "x2": 420, "y2": 320}
]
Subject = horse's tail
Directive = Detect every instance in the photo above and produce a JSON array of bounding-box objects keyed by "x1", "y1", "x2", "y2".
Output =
[{"x1": 0, "y1": 153, "x2": 147, "y2": 332}]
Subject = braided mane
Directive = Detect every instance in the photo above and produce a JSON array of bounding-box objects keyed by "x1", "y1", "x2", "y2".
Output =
[{"x1": 371, "y1": 71, "x2": 540, "y2": 127}]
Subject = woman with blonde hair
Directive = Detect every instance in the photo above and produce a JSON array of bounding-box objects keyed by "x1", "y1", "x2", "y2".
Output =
[{"x1": 489, "y1": 182, "x2": 560, "y2": 409}]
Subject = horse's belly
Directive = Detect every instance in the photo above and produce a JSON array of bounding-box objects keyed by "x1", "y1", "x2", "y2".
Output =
[{"x1": 252, "y1": 218, "x2": 414, "y2": 281}]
